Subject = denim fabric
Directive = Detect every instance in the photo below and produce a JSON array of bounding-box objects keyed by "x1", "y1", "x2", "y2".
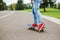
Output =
[{"x1": 32, "y1": 0, "x2": 43, "y2": 24}]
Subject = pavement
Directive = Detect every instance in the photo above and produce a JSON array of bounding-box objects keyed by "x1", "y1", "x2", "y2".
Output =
[
  {"x1": 0, "y1": 11, "x2": 60, "y2": 40},
  {"x1": 0, "y1": 11, "x2": 14, "y2": 19}
]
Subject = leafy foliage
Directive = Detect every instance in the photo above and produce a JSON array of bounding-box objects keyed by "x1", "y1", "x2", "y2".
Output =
[
  {"x1": 0, "y1": 0, "x2": 7, "y2": 10},
  {"x1": 16, "y1": 0, "x2": 24, "y2": 10}
]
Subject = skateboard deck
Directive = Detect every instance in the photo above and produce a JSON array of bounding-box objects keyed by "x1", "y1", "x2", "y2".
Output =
[{"x1": 27, "y1": 24, "x2": 45, "y2": 32}]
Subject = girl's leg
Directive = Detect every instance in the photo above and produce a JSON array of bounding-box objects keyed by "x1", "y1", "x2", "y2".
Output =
[
  {"x1": 32, "y1": 8, "x2": 37, "y2": 24},
  {"x1": 31, "y1": 8, "x2": 38, "y2": 27},
  {"x1": 33, "y1": 3, "x2": 43, "y2": 24},
  {"x1": 37, "y1": 10, "x2": 43, "y2": 24}
]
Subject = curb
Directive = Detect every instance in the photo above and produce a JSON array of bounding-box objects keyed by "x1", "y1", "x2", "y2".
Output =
[{"x1": 42, "y1": 15, "x2": 60, "y2": 25}]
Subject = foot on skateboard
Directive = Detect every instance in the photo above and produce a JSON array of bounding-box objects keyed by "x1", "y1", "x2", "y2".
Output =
[{"x1": 38, "y1": 23, "x2": 45, "y2": 32}]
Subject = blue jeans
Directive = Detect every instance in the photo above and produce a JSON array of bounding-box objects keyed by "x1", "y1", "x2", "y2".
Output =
[{"x1": 32, "y1": 2, "x2": 43, "y2": 24}]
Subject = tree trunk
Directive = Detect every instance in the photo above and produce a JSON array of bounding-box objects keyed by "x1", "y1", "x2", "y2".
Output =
[{"x1": 43, "y1": 3, "x2": 46, "y2": 12}]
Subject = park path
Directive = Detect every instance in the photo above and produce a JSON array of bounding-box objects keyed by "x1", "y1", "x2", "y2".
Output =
[{"x1": 0, "y1": 11, "x2": 60, "y2": 40}]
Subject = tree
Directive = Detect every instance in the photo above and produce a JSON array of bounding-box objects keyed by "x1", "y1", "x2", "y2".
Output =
[
  {"x1": 3, "y1": 2, "x2": 7, "y2": 10},
  {"x1": 16, "y1": 0, "x2": 24, "y2": 10},
  {"x1": 48, "y1": 0, "x2": 56, "y2": 7},
  {"x1": 0, "y1": 0, "x2": 3, "y2": 10},
  {"x1": 7, "y1": 3, "x2": 16, "y2": 10},
  {"x1": 0, "y1": 0, "x2": 7, "y2": 10},
  {"x1": 12, "y1": 3, "x2": 16, "y2": 10},
  {"x1": 42, "y1": 0, "x2": 48, "y2": 12},
  {"x1": 41, "y1": 0, "x2": 56, "y2": 12}
]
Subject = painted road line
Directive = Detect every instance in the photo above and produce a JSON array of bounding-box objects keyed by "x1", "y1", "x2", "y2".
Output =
[{"x1": 0, "y1": 11, "x2": 14, "y2": 19}]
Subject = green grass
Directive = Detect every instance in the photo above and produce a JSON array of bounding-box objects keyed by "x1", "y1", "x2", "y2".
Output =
[{"x1": 22, "y1": 8, "x2": 60, "y2": 19}]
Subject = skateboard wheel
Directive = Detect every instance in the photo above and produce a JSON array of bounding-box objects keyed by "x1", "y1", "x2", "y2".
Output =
[
  {"x1": 40, "y1": 29, "x2": 44, "y2": 32},
  {"x1": 28, "y1": 27, "x2": 32, "y2": 30},
  {"x1": 28, "y1": 27, "x2": 35, "y2": 30}
]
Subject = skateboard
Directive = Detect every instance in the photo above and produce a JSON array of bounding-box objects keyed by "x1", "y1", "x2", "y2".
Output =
[{"x1": 27, "y1": 24, "x2": 45, "y2": 32}]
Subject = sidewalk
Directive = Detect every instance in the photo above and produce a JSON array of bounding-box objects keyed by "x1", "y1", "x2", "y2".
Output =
[{"x1": 42, "y1": 15, "x2": 60, "y2": 25}]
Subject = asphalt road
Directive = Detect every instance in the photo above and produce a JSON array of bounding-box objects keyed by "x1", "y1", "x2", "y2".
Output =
[{"x1": 0, "y1": 11, "x2": 60, "y2": 40}]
